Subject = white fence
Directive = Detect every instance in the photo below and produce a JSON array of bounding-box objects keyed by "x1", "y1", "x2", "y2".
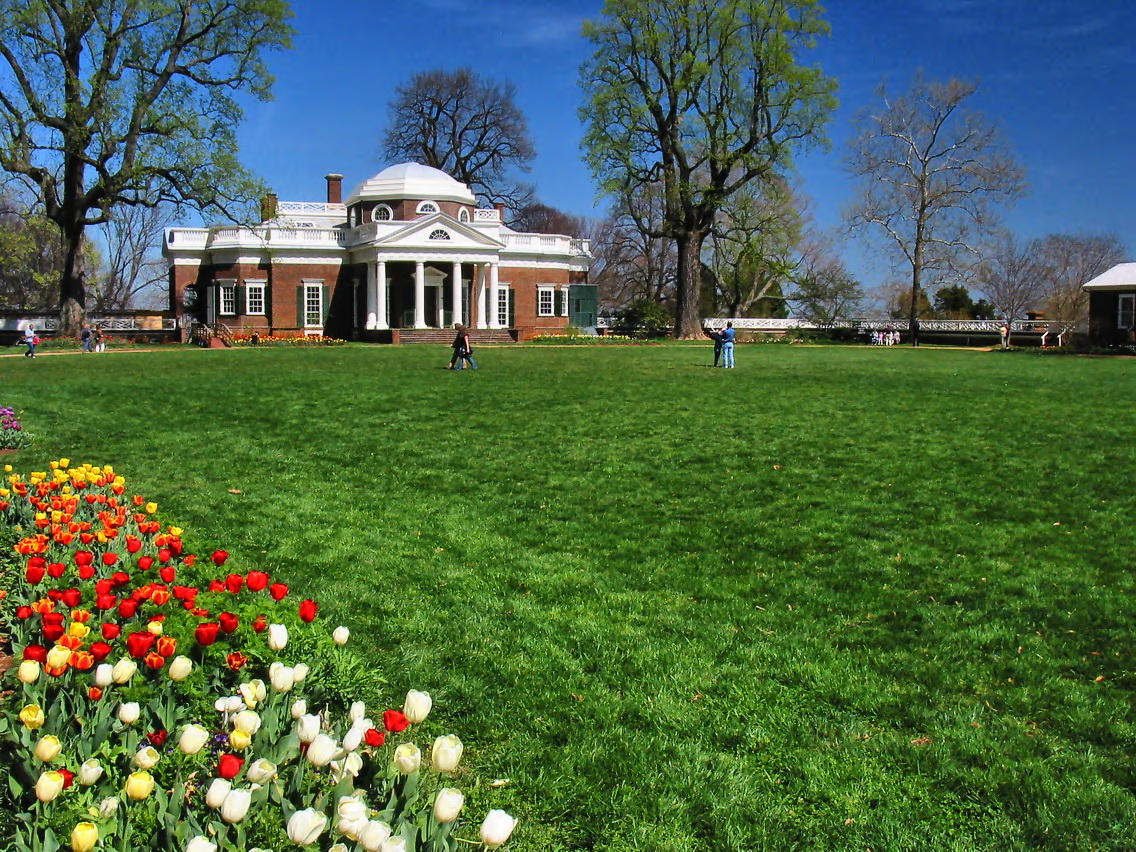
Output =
[{"x1": 598, "y1": 317, "x2": 1057, "y2": 333}]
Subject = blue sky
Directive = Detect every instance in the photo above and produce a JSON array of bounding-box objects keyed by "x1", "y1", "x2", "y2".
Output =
[{"x1": 237, "y1": 1, "x2": 1135, "y2": 292}]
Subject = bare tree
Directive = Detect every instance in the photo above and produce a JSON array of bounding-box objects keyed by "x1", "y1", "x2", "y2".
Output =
[
  {"x1": 788, "y1": 230, "x2": 864, "y2": 323},
  {"x1": 846, "y1": 74, "x2": 1027, "y2": 344},
  {"x1": 381, "y1": 68, "x2": 536, "y2": 211},
  {"x1": 510, "y1": 202, "x2": 589, "y2": 237},
  {"x1": 89, "y1": 204, "x2": 176, "y2": 311},
  {"x1": 976, "y1": 230, "x2": 1044, "y2": 345},
  {"x1": 1033, "y1": 233, "x2": 1128, "y2": 335}
]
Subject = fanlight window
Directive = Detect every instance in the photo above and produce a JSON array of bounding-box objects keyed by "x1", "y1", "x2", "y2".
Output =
[
  {"x1": 428, "y1": 229, "x2": 451, "y2": 241},
  {"x1": 416, "y1": 200, "x2": 439, "y2": 214}
]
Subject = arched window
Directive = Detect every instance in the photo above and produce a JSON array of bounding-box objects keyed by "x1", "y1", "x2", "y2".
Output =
[
  {"x1": 373, "y1": 205, "x2": 393, "y2": 222},
  {"x1": 428, "y1": 229, "x2": 451, "y2": 241},
  {"x1": 348, "y1": 208, "x2": 357, "y2": 227},
  {"x1": 416, "y1": 200, "x2": 439, "y2": 214},
  {"x1": 458, "y1": 208, "x2": 470, "y2": 223}
]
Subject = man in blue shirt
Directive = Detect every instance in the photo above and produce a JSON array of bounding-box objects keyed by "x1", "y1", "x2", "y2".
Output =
[{"x1": 721, "y1": 321, "x2": 736, "y2": 368}]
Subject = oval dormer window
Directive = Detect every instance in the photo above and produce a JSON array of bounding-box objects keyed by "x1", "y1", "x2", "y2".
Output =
[
  {"x1": 458, "y1": 208, "x2": 470, "y2": 223},
  {"x1": 416, "y1": 200, "x2": 440, "y2": 214},
  {"x1": 373, "y1": 204, "x2": 392, "y2": 222},
  {"x1": 428, "y1": 229, "x2": 451, "y2": 241}
]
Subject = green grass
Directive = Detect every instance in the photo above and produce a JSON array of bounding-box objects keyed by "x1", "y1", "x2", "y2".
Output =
[{"x1": 3, "y1": 343, "x2": 1135, "y2": 850}]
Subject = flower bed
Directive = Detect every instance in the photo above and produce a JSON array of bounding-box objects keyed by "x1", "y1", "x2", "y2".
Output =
[
  {"x1": 0, "y1": 460, "x2": 515, "y2": 851},
  {"x1": 230, "y1": 336, "x2": 346, "y2": 347},
  {"x1": 0, "y1": 408, "x2": 34, "y2": 451}
]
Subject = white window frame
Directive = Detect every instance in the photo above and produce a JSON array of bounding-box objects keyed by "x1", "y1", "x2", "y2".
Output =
[
  {"x1": 373, "y1": 204, "x2": 393, "y2": 222},
  {"x1": 303, "y1": 281, "x2": 324, "y2": 329},
  {"x1": 416, "y1": 200, "x2": 439, "y2": 214},
  {"x1": 497, "y1": 286, "x2": 512, "y2": 328},
  {"x1": 537, "y1": 286, "x2": 555, "y2": 317},
  {"x1": 428, "y1": 228, "x2": 451, "y2": 241},
  {"x1": 1119, "y1": 294, "x2": 1135, "y2": 329},
  {"x1": 244, "y1": 280, "x2": 266, "y2": 316},
  {"x1": 218, "y1": 280, "x2": 237, "y2": 316},
  {"x1": 458, "y1": 208, "x2": 470, "y2": 223}
]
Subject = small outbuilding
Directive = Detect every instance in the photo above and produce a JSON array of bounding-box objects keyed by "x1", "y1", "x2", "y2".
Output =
[{"x1": 1083, "y1": 262, "x2": 1136, "y2": 347}]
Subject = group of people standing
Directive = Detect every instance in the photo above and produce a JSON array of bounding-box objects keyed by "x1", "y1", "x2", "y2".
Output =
[
  {"x1": 81, "y1": 326, "x2": 105, "y2": 353},
  {"x1": 705, "y1": 322, "x2": 736, "y2": 368}
]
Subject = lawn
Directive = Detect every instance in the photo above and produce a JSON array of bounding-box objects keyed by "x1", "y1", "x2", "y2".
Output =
[{"x1": 2, "y1": 342, "x2": 1135, "y2": 850}]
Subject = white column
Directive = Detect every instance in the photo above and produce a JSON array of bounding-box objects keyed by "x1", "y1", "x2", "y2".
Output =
[
  {"x1": 488, "y1": 263, "x2": 500, "y2": 328},
  {"x1": 475, "y1": 263, "x2": 487, "y2": 329},
  {"x1": 560, "y1": 284, "x2": 570, "y2": 317},
  {"x1": 365, "y1": 262, "x2": 378, "y2": 329},
  {"x1": 375, "y1": 260, "x2": 388, "y2": 330},
  {"x1": 451, "y1": 261, "x2": 463, "y2": 328},
  {"x1": 414, "y1": 261, "x2": 426, "y2": 328}
]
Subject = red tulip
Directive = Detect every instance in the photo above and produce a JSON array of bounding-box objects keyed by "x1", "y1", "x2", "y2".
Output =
[
  {"x1": 42, "y1": 623, "x2": 65, "y2": 642},
  {"x1": 117, "y1": 599, "x2": 139, "y2": 619},
  {"x1": 209, "y1": 580, "x2": 225, "y2": 593},
  {"x1": 46, "y1": 562, "x2": 66, "y2": 579},
  {"x1": 218, "y1": 612, "x2": 239, "y2": 634},
  {"x1": 226, "y1": 652, "x2": 248, "y2": 671},
  {"x1": 60, "y1": 588, "x2": 82, "y2": 608},
  {"x1": 157, "y1": 548, "x2": 171, "y2": 563},
  {"x1": 218, "y1": 754, "x2": 243, "y2": 779},
  {"x1": 77, "y1": 563, "x2": 95, "y2": 580},
  {"x1": 253, "y1": 614, "x2": 268, "y2": 633},
  {"x1": 156, "y1": 636, "x2": 177, "y2": 657},
  {"x1": 211, "y1": 550, "x2": 230, "y2": 567},
  {"x1": 58, "y1": 769, "x2": 75, "y2": 790},
  {"x1": 88, "y1": 686, "x2": 103, "y2": 701},
  {"x1": 144, "y1": 651, "x2": 165, "y2": 670},
  {"x1": 224, "y1": 574, "x2": 244, "y2": 594},
  {"x1": 25, "y1": 563, "x2": 45, "y2": 584},
  {"x1": 148, "y1": 730, "x2": 168, "y2": 748},
  {"x1": 159, "y1": 566, "x2": 175, "y2": 584},
  {"x1": 269, "y1": 582, "x2": 288, "y2": 601},
  {"x1": 126, "y1": 631, "x2": 156, "y2": 658},
  {"x1": 70, "y1": 650, "x2": 95, "y2": 671},
  {"x1": 28, "y1": 555, "x2": 47, "y2": 571},
  {"x1": 101, "y1": 622, "x2": 121, "y2": 640},
  {"x1": 95, "y1": 594, "x2": 117, "y2": 611},
  {"x1": 74, "y1": 551, "x2": 94, "y2": 567},
  {"x1": 298, "y1": 599, "x2": 318, "y2": 623},
  {"x1": 383, "y1": 710, "x2": 410, "y2": 733},
  {"x1": 246, "y1": 571, "x2": 269, "y2": 592},
  {"x1": 90, "y1": 641, "x2": 112, "y2": 662},
  {"x1": 95, "y1": 579, "x2": 114, "y2": 595},
  {"x1": 111, "y1": 571, "x2": 130, "y2": 586},
  {"x1": 16, "y1": 606, "x2": 33, "y2": 620},
  {"x1": 194, "y1": 622, "x2": 220, "y2": 646},
  {"x1": 102, "y1": 553, "x2": 118, "y2": 567},
  {"x1": 365, "y1": 728, "x2": 386, "y2": 747},
  {"x1": 126, "y1": 536, "x2": 142, "y2": 554},
  {"x1": 22, "y1": 644, "x2": 47, "y2": 662},
  {"x1": 137, "y1": 556, "x2": 154, "y2": 571}
]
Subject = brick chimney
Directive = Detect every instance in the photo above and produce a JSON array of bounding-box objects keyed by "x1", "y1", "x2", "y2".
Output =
[
  {"x1": 261, "y1": 193, "x2": 278, "y2": 221},
  {"x1": 494, "y1": 202, "x2": 506, "y2": 220},
  {"x1": 325, "y1": 173, "x2": 343, "y2": 205}
]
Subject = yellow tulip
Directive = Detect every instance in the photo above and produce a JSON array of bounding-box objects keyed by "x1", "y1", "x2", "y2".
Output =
[
  {"x1": 46, "y1": 644, "x2": 72, "y2": 669},
  {"x1": 68, "y1": 621, "x2": 91, "y2": 639},
  {"x1": 124, "y1": 771, "x2": 155, "y2": 800},
  {"x1": 17, "y1": 660, "x2": 41, "y2": 684},
  {"x1": 35, "y1": 735, "x2": 62, "y2": 762},
  {"x1": 70, "y1": 822, "x2": 98, "y2": 852},
  {"x1": 20, "y1": 704, "x2": 45, "y2": 730},
  {"x1": 58, "y1": 457, "x2": 71, "y2": 468},
  {"x1": 168, "y1": 526, "x2": 183, "y2": 536},
  {"x1": 229, "y1": 730, "x2": 252, "y2": 751},
  {"x1": 145, "y1": 502, "x2": 158, "y2": 513}
]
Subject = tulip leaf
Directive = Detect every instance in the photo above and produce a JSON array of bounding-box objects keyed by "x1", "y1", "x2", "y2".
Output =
[
  {"x1": 7, "y1": 773, "x2": 20, "y2": 798},
  {"x1": 41, "y1": 827, "x2": 60, "y2": 852}
]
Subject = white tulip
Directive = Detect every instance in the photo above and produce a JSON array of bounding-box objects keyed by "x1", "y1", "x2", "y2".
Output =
[
  {"x1": 239, "y1": 679, "x2": 266, "y2": 708},
  {"x1": 179, "y1": 724, "x2": 210, "y2": 755},
  {"x1": 479, "y1": 810, "x2": 518, "y2": 849},
  {"x1": 292, "y1": 662, "x2": 310, "y2": 682},
  {"x1": 220, "y1": 787, "x2": 252, "y2": 824},
  {"x1": 270, "y1": 664, "x2": 295, "y2": 693},
  {"x1": 287, "y1": 808, "x2": 327, "y2": 845},
  {"x1": 328, "y1": 846, "x2": 349, "y2": 852},
  {"x1": 98, "y1": 797, "x2": 119, "y2": 818},
  {"x1": 35, "y1": 771, "x2": 64, "y2": 803},
  {"x1": 133, "y1": 746, "x2": 160, "y2": 770},
  {"x1": 296, "y1": 714, "x2": 321, "y2": 743},
  {"x1": 226, "y1": 695, "x2": 245, "y2": 713},
  {"x1": 245, "y1": 758, "x2": 277, "y2": 784},
  {"x1": 34, "y1": 735, "x2": 62, "y2": 762},
  {"x1": 185, "y1": 837, "x2": 217, "y2": 852},
  {"x1": 117, "y1": 701, "x2": 140, "y2": 725},
  {"x1": 393, "y1": 743, "x2": 421, "y2": 774},
  {"x1": 267, "y1": 623, "x2": 288, "y2": 651},
  {"x1": 403, "y1": 690, "x2": 432, "y2": 724},
  {"x1": 431, "y1": 734, "x2": 463, "y2": 772},
  {"x1": 77, "y1": 758, "x2": 104, "y2": 786},
  {"x1": 336, "y1": 796, "x2": 369, "y2": 840},
  {"x1": 45, "y1": 644, "x2": 71, "y2": 670},
  {"x1": 358, "y1": 820, "x2": 392, "y2": 852},
  {"x1": 93, "y1": 662, "x2": 113, "y2": 687},
  {"x1": 111, "y1": 658, "x2": 136, "y2": 684},
  {"x1": 342, "y1": 726, "x2": 363, "y2": 752},
  {"x1": 306, "y1": 733, "x2": 339, "y2": 767},
  {"x1": 214, "y1": 697, "x2": 231, "y2": 713},
  {"x1": 331, "y1": 751, "x2": 363, "y2": 781},
  {"x1": 291, "y1": 698, "x2": 308, "y2": 719},
  {"x1": 333, "y1": 625, "x2": 350, "y2": 645},
  {"x1": 380, "y1": 838, "x2": 406, "y2": 852},
  {"x1": 232, "y1": 710, "x2": 262, "y2": 735},
  {"x1": 17, "y1": 660, "x2": 40, "y2": 683},
  {"x1": 349, "y1": 700, "x2": 366, "y2": 722},
  {"x1": 205, "y1": 778, "x2": 232, "y2": 809},
  {"x1": 168, "y1": 655, "x2": 193, "y2": 681},
  {"x1": 433, "y1": 788, "x2": 464, "y2": 823}
]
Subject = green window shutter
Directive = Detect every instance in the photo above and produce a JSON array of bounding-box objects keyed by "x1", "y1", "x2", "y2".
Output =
[
  {"x1": 554, "y1": 289, "x2": 565, "y2": 316},
  {"x1": 234, "y1": 286, "x2": 245, "y2": 316},
  {"x1": 508, "y1": 291, "x2": 515, "y2": 328},
  {"x1": 296, "y1": 286, "x2": 305, "y2": 327}
]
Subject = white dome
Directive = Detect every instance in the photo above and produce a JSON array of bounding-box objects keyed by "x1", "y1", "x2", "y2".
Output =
[{"x1": 345, "y1": 163, "x2": 476, "y2": 206}]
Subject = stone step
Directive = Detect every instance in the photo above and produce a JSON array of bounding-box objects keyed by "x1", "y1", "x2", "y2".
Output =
[{"x1": 395, "y1": 329, "x2": 517, "y2": 344}]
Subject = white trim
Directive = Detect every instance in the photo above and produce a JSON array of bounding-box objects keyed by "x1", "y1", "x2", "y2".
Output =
[
  {"x1": 537, "y1": 285, "x2": 555, "y2": 317},
  {"x1": 373, "y1": 204, "x2": 393, "y2": 222},
  {"x1": 302, "y1": 281, "x2": 324, "y2": 329},
  {"x1": 244, "y1": 280, "x2": 267, "y2": 316},
  {"x1": 416, "y1": 200, "x2": 440, "y2": 214},
  {"x1": 1119, "y1": 294, "x2": 1135, "y2": 329},
  {"x1": 217, "y1": 279, "x2": 237, "y2": 316}
]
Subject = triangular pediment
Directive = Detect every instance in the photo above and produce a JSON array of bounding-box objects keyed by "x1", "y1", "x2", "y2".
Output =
[{"x1": 373, "y1": 213, "x2": 503, "y2": 250}]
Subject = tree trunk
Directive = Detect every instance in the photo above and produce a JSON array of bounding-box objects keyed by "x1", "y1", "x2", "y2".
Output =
[
  {"x1": 673, "y1": 231, "x2": 707, "y2": 339},
  {"x1": 58, "y1": 222, "x2": 88, "y2": 335}
]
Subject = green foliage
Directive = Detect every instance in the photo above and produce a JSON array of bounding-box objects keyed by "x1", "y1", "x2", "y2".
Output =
[
  {"x1": 607, "y1": 299, "x2": 672, "y2": 336},
  {"x1": 1, "y1": 345, "x2": 1135, "y2": 850}
]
